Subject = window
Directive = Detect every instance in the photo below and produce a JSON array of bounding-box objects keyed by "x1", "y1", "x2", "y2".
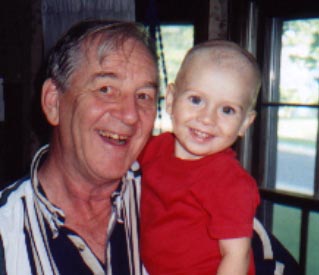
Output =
[
  {"x1": 256, "y1": 16, "x2": 319, "y2": 275},
  {"x1": 276, "y1": 19, "x2": 319, "y2": 196}
]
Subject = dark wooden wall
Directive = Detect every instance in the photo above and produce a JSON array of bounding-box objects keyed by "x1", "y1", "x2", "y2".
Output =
[{"x1": 0, "y1": 0, "x2": 43, "y2": 186}]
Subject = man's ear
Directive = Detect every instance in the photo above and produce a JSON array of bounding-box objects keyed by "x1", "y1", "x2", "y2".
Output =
[
  {"x1": 238, "y1": 111, "x2": 256, "y2": 137},
  {"x1": 41, "y1": 79, "x2": 60, "y2": 126},
  {"x1": 165, "y1": 83, "x2": 176, "y2": 116}
]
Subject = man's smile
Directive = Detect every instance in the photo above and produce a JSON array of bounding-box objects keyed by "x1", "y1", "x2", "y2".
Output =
[{"x1": 98, "y1": 130, "x2": 130, "y2": 145}]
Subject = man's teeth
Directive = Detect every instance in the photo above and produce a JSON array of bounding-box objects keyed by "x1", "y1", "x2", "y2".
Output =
[{"x1": 99, "y1": 130, "x2": 128, "y2": 141}]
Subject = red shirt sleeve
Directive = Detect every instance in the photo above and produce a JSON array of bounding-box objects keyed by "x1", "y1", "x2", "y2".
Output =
[{"x1": 199, "y1": 158, "x2": 260, "y2": 239}]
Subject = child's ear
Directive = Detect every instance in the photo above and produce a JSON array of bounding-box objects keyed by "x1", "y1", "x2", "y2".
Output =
[
  {"x1": 41, "y1": 79, "x2": 60, "y2": 126},
  {"x1": 165, "y1": 83, "x2": 176, "y2": 115},
  {"x1": 238, "y1": 111, "x2": 256, "y2": 137}
]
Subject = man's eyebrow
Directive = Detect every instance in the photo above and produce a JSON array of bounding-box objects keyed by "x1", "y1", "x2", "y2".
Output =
[
  {"x1": 142, "y1": 81, "x2": 159, "y2": 91},
  {"x1": 92, "y1": 72, "x2": 118, "y2": 80},
  {"x1": 90, "y1": 72, "x2": 159, "y2": 91}
]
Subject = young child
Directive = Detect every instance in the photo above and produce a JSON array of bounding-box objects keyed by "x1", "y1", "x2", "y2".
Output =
[{"x1": 139, "y1": 40, "x2": 261, "y2": 275}]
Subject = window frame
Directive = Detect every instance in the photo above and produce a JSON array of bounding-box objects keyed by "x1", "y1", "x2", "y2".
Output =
[{"x1": 247, "y1": 2, "x2": 319, "y2": 273}]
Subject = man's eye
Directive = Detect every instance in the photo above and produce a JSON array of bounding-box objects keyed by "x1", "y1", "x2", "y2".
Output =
[
  {"x1": 222, "y1": 106, "x2": 235, "y2": 115},
  {"x1": 189, "y1": 95, "x2": 202, "y2": 105},
  {"x1": 99, "y1": 86, "x2": 111, "y2": 94},
  {"x1": 95, "y1": 86, "x2": 120, "y2": 102},
  {"x1": 136, "y1": 90, "x2": 156, "y2": 104},
  {"x1": 137, "y1": 93, "x2": 150, "y2": 100}
]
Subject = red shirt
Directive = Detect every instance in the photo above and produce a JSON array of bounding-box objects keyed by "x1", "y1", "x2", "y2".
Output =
[{"x1": 140, "y1": 133, "x2": 260, "y2": 275}]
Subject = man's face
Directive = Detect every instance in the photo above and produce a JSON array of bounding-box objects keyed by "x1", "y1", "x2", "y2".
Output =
[{"x1": 52, "y1": 39, "x2": 158, "y2": 184}]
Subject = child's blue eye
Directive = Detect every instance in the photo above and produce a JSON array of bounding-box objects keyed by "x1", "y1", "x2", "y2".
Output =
[
  {"x1": 189, "y1": 95, "x2": 202, "y2": 105},
  {"x1": 222, "y1": 106, "x2": 235, "y2": 114}
]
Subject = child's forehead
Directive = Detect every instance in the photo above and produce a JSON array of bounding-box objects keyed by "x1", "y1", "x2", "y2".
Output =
[
  {"x1": 188, "y1": 47, "x2": 251, "y2": 70},
  {"x1": 179, "y1": 50, "x2": 258, "y2": 99},
  {"x1": 179, "y1": 48, "x2": 259, "y2": 89}
]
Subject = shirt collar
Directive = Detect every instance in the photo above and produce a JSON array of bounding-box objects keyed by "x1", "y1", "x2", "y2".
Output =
[
  {"x1": 29, "y1": 144, "x2": 140, "y2": 238},
  {"x1": 30, "y1": 145, "x2": 65, "y2": 237}
]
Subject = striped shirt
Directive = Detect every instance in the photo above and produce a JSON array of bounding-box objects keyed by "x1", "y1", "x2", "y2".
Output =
[{"x1": 0, "y1": 145, "x2": 147, "y2": 275}]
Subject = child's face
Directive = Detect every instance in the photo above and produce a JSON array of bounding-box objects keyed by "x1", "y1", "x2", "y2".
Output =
[{"x1": 166, "y1": 55, "x2": 257, "y2": 160}]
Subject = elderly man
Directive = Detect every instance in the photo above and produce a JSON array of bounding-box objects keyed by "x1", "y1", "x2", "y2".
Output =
[{"x1": 0, "y1": 20, "x2": 158, "y2": 275}]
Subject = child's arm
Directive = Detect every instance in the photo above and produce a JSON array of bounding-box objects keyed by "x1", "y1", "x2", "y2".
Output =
[{"x1": 217, "y1": 237, "x2": 251, "y2": 275}]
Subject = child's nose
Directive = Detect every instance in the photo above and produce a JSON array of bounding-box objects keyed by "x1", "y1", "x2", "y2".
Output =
[{"x1": 198, "y1": 106, "x2": 217, "y2": 125}]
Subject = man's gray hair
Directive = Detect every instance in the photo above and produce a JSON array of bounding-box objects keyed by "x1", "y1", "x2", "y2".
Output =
[{"x1": 46, "y1": 20, "x2": 157, "y2": 91}]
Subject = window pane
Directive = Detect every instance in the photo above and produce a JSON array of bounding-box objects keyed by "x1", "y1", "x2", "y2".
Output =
[
  {"x1": 159, "y1": 25, "x2": 194, "y2": 85},
  {"x1": 274, "y1": 18, "x2": 319, "y2": 194},
  {"x1": 276, "y1": 106, "x2": 317, "y2": 195},
  {"x1": 280, "y1": 19, "x2": 319, "y2": 104},
  {"x1": 154, "y1": 24, "x2": 194, "y2": 133},
  {"x1": 273, "y1": 204, "x2": 301, "y2": 261}
]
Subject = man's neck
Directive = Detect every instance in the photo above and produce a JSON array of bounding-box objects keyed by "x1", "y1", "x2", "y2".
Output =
[{"x1": 37, "y1": 153, "x2": 120, "y2": 263}]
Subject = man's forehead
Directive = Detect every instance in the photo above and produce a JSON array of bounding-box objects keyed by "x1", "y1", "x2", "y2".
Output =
[
  {"x1": 83, "y1": 36, "x2": 152, "y2": 63},
  {"x1": 75, "y1": 37, "x2": 158, "y2": 84},
  {"x1": 81, "y1": 46, "x2": 156, "y2": 81}
]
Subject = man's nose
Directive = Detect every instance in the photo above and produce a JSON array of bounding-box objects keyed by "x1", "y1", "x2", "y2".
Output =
[{"x1": 119, "y1": 95, "x2": 139, "y2": 125}]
